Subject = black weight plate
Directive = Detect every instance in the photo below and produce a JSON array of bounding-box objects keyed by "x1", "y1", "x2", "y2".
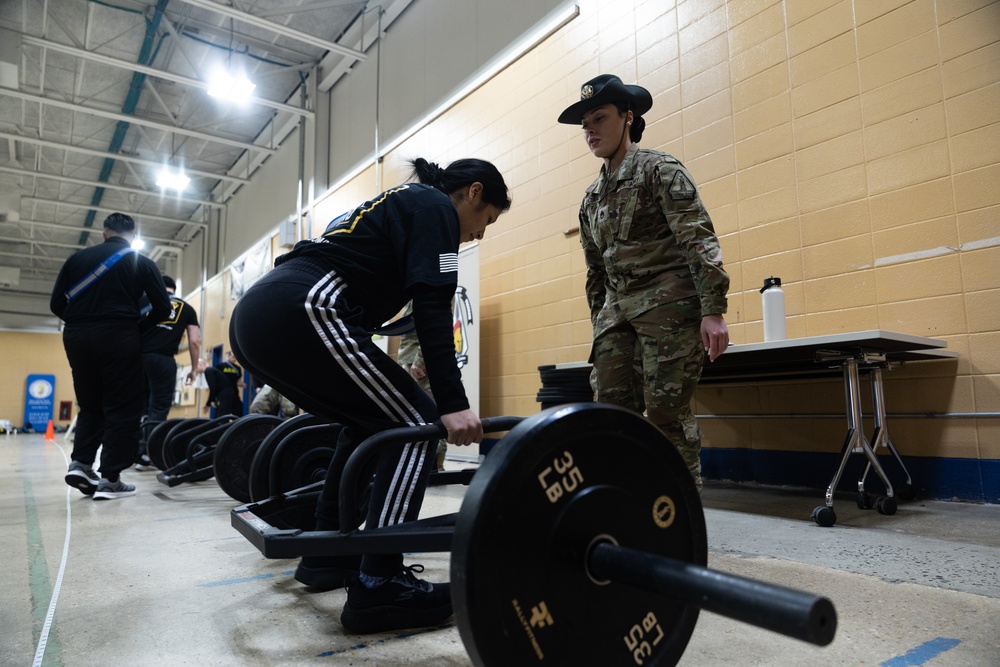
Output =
[
  {"x1": 185, "y1": 417, "x2": 239, "y2": 464},
  {"x1": 212, "y1": 415, "x2": 283, "y2": 503},
  {"x1": 453, "y1": 403, "x2": 706, "y2": 667},
  {"x1": 248, "y1": 413, "x2": 331, "y2": 502},
  {"x1": 162, "y1": 416, "x2": 235, "y2": 471},
  {"x1": 269, "y1": 424, "x2": 342, "y2": 494},
  {"x1": 146, "y1": 418, "x2": 186, "y2": 470},
  {"x1": 160, "y1": 419, "x2": 210, "y2": 469},
  {"x1": 266, "y1": 423, "x2": 343, "y2": 530}
]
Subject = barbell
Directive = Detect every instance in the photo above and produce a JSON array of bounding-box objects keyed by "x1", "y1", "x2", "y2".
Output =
[
  {"x1": 233, "y1": 403, "x2": 836, "y2": 666},
  {"x1": 451, "y1": 403, "x2": 835, "y2": 666}
]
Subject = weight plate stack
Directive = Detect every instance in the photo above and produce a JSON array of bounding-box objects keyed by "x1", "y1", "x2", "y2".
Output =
[
  {"x1": 535, "y1": 363, "x2": 594, "y2": 410},
  {"x1": 452, "y1": 402, "x2": 706, "y2": 667},
  {"x1": 160, "y1": 419, "x2": 210, "y2": 469},
  {"x1": 162, "y1": 416, "x2": 235, "y2": 471},
  {"x1": 146, "y1": 418, "x2": 186, "y2": 470},
  {"x1": 266, "y1": 423, "x2": 345, "y2": 530},
  {"x1": 213, "y1": 415, "x2": 283, "y2": 504},
  {"x1": 248, "y1": 413, "x2": 331, "y2": 502}
]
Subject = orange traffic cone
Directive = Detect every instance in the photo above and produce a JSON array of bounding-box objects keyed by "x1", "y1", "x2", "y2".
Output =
[{"x1": 44, "y1": 419, "x2": 55, "y2": 442}]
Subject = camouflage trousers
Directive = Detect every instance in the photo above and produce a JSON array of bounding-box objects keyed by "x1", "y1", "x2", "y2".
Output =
[{"x1": 590, "y1": 299, "x2": 705, "y2": 491}]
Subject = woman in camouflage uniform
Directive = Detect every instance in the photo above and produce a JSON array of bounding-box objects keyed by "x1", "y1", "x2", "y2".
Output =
[{"x1": 558, "y1": 74, "x2": 731, "y2": 491}]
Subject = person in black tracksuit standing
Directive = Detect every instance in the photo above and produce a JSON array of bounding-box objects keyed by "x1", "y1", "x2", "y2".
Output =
[
  {"x1": 51, "y1": 213, "x2": 171, "y2": 500},
  {"x1": 229, "y1": 157, "x2": 510, "y2": 635}
]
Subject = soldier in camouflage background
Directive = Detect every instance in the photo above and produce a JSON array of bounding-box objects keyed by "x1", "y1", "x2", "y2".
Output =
[
  {"x1": 558, "y1": 74, "x2": 731, "y2": 491},
  {"x1": 396, "y1": 301, "x2": 448, "y2": 471}
]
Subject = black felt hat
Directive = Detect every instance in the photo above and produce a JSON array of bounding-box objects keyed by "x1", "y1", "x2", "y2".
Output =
[{"x1": 557, "y1": 74, "x2": 653, "y2": 125}]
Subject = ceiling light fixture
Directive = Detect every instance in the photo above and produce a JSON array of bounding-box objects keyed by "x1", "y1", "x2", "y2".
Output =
[
  {"x1": 131, "y1": 235, "x2": 146, "y2": 251},
  {"x1": 156, "y1": 167, "x2": 191, "y2": 191},
  {"x1": 208, "y1": 19, "x2": 256, "y2": 105},
  {"x1": 207, "y1": 68, "x2": 256, "y2": 103}
]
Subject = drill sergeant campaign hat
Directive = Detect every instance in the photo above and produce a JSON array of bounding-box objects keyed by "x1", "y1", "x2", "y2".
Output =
[{"x1": 557, "y1": 74, "x2": 653, "y2": 125}]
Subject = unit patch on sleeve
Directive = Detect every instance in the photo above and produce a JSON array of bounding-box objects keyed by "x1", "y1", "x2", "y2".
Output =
[{"x1": 668, "y1": 170, "x2": 697, "y2": 200}]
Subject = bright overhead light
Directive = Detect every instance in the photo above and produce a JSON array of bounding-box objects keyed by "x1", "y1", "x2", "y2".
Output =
[
  {"x1": 207, "y1": 69, "x2": 256, "y2": 103},
  {"x1": 156, "y1": 167, "x2": 191, "y2": 192},
  {"x1": 131, "y1": 236, "x2": 145, "y2": 251}
]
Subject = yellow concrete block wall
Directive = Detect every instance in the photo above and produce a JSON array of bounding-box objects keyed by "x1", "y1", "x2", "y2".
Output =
[
  {"x1": 183, "y1": 0, "x2": 993, "y2": 471},
  {"x1": 332, "y1": 0, "x2": 997, "y2": 464},
  {"x1": 0, "y1": 332, "x2": 74, "y2": 427}
]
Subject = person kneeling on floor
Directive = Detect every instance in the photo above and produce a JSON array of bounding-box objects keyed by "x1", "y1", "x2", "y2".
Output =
[{"x1": 229, "y1": 156, "x2": 511, "y2": 635}]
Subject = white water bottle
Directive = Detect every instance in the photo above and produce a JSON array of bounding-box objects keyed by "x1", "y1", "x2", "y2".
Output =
[{"x1": 760, "y1": 276, "x2": 786, "y2": 342}]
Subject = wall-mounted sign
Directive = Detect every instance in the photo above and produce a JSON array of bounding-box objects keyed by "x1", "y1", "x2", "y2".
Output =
[{"x1": 24, "y1": 374, "x2": 56, "y2": 431}]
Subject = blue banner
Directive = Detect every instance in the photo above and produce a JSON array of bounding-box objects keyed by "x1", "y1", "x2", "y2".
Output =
[{"x1": 24, "y1": 374, "x2": 56, "y2": 431}]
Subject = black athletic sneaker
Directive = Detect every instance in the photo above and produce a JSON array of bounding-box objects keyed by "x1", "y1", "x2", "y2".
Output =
[
  {"x1": 134, "y1": 454, "x2": 155, "y2": 471},
  {"x1": 340, "y1": 564, "x2": 452, "y2": 634},
  {"x1": 294, "y1": 555, "x2": 362, "y2": 590},
  {"x1": 93, "y1": 479, "x2": 137, "y2": 500},
  {"x1": 65, "y1": 461, "x2": 100, "y2": 495}
]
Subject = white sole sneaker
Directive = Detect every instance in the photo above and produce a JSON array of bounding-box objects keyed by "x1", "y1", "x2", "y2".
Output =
[{"x1": 93, "y1": 483, "x2": 137, "y2": 500}]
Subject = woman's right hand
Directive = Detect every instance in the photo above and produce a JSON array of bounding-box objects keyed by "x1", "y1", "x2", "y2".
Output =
[{"x1": 441, "y1": 409, "x2": 483, "y2": 446}]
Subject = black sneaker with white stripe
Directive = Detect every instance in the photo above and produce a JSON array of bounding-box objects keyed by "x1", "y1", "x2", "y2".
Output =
[{"x1": 340, "y1": 564, "x2": 452, "y2": 634}]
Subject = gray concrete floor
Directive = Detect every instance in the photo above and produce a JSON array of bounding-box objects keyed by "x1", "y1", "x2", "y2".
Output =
[{"x1": 3, "y1": 431, "x2": 999, "y2": 667}]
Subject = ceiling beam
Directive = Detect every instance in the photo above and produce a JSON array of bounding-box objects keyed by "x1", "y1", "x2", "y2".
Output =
[
  {"x1": 175, "y1": 0, "x2": 367, "y2": 62},
  {"x1": 317, "y1": 0, "x2": 412, "y2": 92},
  {"x1": 0, "y1": 235, "x2": 89, "y2": 251},
  {"x1": 0, "y1": 222, "x2": 187, "y2": 246},
  {"x1": 0, "y1": 131, "x2": 251, "y2": 186},
  {"x1": 19, "y1": 197, "x2": 208, "y2": 229},
  {"x1": 0, "y1": 250, "x2": 65, "y2": 262},
  {"x1": 253, "y1": 0, "x2": 366, "y2": 20},
  {"x1": 0, "y1": 88, "x2": 278, "y2": 156},
  {"x1": 22, "y1": 36, "x2": 314, "y2": 119},
  {"x1": 0, "y1": 165, "x2": 225, "y2": 209}
]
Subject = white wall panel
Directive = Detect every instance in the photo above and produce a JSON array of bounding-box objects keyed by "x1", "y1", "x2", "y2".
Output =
[
  {"x1": 223, "y1": 125, "x2": 301, "y2": 263},
  {"x1": 326, "y1": 0, "x2": 566, "y2": 189}
]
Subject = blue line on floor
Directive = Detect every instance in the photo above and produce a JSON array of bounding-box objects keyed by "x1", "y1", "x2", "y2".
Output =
[
  {"x1": 881, "y1": 638, "x2": 961, "y2": 666},
  {"x1": 199, "y1": 570, "x2": 295, "y2": 587},
  {"x1": 316, "y1": 624, "x2": 454, "y2": 657}
]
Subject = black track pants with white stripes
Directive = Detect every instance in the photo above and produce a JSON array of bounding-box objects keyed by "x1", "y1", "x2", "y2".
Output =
[{"x1": 230, "y1": 258, "x2": 440, "y2": 577}]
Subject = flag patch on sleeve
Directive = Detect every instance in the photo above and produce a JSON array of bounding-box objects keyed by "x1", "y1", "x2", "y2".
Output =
[{"x1": 439, "y1": 253, "x2": 459, "y2": 273}]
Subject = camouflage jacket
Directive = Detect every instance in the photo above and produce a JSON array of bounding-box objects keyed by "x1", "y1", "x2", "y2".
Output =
[{"x1": 579, "y1": 143, "x2": 729, "y2": 332}]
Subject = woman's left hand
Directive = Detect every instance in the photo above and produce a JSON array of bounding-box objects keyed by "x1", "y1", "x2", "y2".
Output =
[{"x1": 701, "y1": 314, "x2": 729, "y2": 362}]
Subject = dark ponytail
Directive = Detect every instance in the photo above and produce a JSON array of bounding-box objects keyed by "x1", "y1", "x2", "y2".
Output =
[
  {"x1": 409, "y1": 157, "x2": 512, "y2": 212},
  {"x1": 410, "y1": 158, "x2": 445, "y2": 188}
]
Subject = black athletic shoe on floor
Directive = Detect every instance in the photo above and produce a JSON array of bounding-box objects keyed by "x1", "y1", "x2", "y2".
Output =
[
  {"x1": 64, "y1": 461, "x2": 100, "y2": 495},
  {"x1": 340, "y1": 564, "x2": 452, "y2": 634},
  {"x1": 134, "y1": 454, "x2": 155, "y2": 471},
  {"x1": 294, "y1": 555, "x2": 362, "y2": 590},
  {"x1": 93, "y1": 479, "x2": 137, "y2": 500}
]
